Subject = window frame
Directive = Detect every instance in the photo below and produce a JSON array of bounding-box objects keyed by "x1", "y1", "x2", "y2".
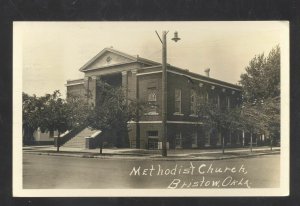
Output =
[
  {"x1": 174, "y1": 88, "x2": 182, "y2": 114},
  {"x1": 190, "y1": 89, "x2": 197, "y2": 115},
  {"x1": 146, "y1": 87, "x2": 158, "y2": 115}
]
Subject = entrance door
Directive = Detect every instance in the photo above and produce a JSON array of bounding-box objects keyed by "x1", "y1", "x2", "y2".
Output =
[
  {"x1": 192, "y1": 132, "x2": 197, "y2": 148},
  {"x1": 147, "y1": 131, "x2": 159, "y2": 150}
]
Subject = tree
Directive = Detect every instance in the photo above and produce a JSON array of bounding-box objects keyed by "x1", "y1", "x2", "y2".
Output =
[
  {"x1": 239, "y1": 45, "x2": 280, "y2": 148},
  {"x1": 239, "y1": 102, "x2": 263, "y2": 152},
  {"x1": 196, "y1": 98, "x2": 240, "y2": 154},
  {"x1": 23, "y1": 92, "x2": 43, "y2": 143},
  {"x1": 87, "y1": 80, "x2": 138, "y2": 154},
  {"x1": 66, "y1": 94, "x2": 91, "y2": 129},
  {"x1": 38, "y1": 91, "x2": 70, "y2": 152},
  {"x1": 240, "y1": 45, "x2": 280, "y2": 102},
  {"x1": 23, "y1": 91, "x2": 92, "y2": 150}
]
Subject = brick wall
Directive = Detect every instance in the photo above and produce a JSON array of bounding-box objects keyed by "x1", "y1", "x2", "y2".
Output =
[
  {"x1": 137, "y1": 72, "x2": 162, "y2": 121},
  {"x1": 167, "y1": 71, "x2": 241, "y2": 121}
]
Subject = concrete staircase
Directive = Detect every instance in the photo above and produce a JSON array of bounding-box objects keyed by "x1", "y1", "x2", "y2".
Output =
[{"x1": 63, "y1": 127, "x2": 100, "y2": 148}]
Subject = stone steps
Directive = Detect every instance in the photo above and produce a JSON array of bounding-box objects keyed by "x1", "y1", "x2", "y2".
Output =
[{"x1": 63, "y1": 127, "x2": 100, "y2": 148}]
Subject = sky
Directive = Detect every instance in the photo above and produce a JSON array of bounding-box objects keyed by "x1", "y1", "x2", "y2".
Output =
[{"x1": 15, "y1": 21, "x2": 287, "y2": 97}]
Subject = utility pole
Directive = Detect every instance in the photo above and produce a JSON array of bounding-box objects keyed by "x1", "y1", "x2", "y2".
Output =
[
  {"x1": 161, "y1": 31, "x2": 168, "y2": 157},
  {"x1": 156, "y1": 31, "x2": 180, "y2": 157}
]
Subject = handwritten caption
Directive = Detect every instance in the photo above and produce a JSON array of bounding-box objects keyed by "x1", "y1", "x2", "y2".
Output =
[{"x1": 129, "y1": 162, "x2": 251, "y2": 188}]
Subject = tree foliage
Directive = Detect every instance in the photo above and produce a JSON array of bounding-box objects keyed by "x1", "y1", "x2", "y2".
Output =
[
  {"x1": 22, "y1": 90, "x2": 91, "y2": 151},
  {"x1": 38, "y1": 91, "x2": 69, "y2": 135},
  {"x1": 240, "y1": 45, "x2": 280, "y2": 102},
  {"x1": 66, "y1": 94, "x2": 91, "y2": 129},
  {"x1": 23, "y1": 92, "x2": 43, "y2": 141},
  {"x1": 196, "y1": 97, "x2": 240, "y2": 151},
  {"x1": 239, "y1": 45, "x2": 280, "y2": 144},
  {"x1": 87, "y1": 80, "x2": 141, "y2": 149}
]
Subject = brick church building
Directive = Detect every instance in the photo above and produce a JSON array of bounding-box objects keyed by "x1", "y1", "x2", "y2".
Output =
[{"x1": 66, "y1": 47, "x2": 243, "y2": 149}]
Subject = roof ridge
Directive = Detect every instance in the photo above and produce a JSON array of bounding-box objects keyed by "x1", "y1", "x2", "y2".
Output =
[{"x1": 106, "y1": 47, "x2": 161, "y2": 65}]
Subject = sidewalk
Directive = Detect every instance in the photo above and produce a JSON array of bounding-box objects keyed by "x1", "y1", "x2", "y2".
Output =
[{"x1": 23, "y1": 145, "x2": 280, "y2": 161}]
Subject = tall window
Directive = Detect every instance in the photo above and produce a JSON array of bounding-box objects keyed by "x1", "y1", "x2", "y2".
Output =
[
  {"x1": 206, "y1": 92, "x2": 209, "y2": 102},
  {"x1": 212, "y1": 94, "x2": 220, "y2": 109},
  {"x1": 198, "y1": 91, "x2": 208, "y2": 106},
  {"x1": 175, "y1": 89, "x2": 181, "y2": 113},
  {"x1": 147, "y1": 87, "x2": 157, "y2": 114},
  {"x1": 226, "y1": 96, "x2": 231, "y2": 109},
  {"x1": 190, "y1": 89, "x2": 197, "y2": 114}
]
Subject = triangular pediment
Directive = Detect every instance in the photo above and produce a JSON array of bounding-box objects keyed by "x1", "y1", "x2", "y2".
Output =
[{"x1": 79, "y1": 48, "x2": 159, "y2": 72}]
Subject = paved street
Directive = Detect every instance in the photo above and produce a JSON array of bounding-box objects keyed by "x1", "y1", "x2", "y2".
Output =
[{"x1": 23, "y1": 153, "x2": 280, "y2": 189}]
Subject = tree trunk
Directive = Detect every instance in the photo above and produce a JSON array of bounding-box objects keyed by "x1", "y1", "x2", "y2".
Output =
[
  {"x1": 56, "y1": 132, "x2": 60, "y2": 152},
  {"x1": 250, "y1": 132, "x2": 253, "y2": 153},
  {"x1": 242, "y1": 130, "x2": 245, "y2": 147},
  {"x1": 222, "y1": 135, "x2": 225, "y2": 154},
  {"x1": 136, "y1": 122, "x2": 140, "y2": 148},
  {"x1": 270, "y1": 136, "x2": 273, "y2": 151},
  {"x1": 99, "y1": 137, "x2": 103, "y2": 154}
]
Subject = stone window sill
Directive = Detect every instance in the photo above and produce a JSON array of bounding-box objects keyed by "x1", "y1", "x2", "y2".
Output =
[
  {"x1": 173, "y1": 113, "x2": 184, "y2": 116},
  {"x1": 144, "y1": 112, "x2": 159, "y2": 116},
  {"x1": 189, "y1": 114, "x2": 198, "y2": 117}
]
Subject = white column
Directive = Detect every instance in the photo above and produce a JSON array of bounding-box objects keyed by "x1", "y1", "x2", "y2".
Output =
[{"x1": 122, "y1": 71, "x2": 128, "y2": 103}]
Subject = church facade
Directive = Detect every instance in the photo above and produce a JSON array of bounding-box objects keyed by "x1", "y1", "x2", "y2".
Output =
[{"x1": 66, "y1": 47, "x2": 244, "y2": 149}]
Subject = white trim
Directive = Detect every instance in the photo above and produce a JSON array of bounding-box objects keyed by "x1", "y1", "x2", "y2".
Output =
[
  {"x1": 136, "y1": 71, "x2": 162, "y2": 76},
  {"x1": 135, "y1": 69, "x2": 240, "y2": 91},
  {"x1": 140, "y1": 65, "x2": 162, "y2": 70},
  {"x1": 167, "y1": 70, "x2": 240, "y2": 91},
  {"x1": 83, "y1": 61, "x2": 136, "y2": 72},
  {"x1": 65, "y1": 82, "x2": 84, "y2": 87},
  {"x1": 173, "y1": 113, "x2": 184, "y2": 116},
  {"x1": 167, "y1": 121, "x2": 203, "y2": 125},
  {"x1": 90, "y1": 130, "x2": 102, "y2": 138},
  {"x1": 128, "y1": 121, "x2": 162, "y2": 124},
  {"x1": 128, "y1": 120, "x2": 203, "y2": 124},
  {"x1": 131, "y1": 69, "x2": 138, "y2": 74},
  {"x1": 144, "y1": 112, "x2": 159, "y2": 116},
  {"x1": 80, "y1": 48, "x2": 159, "y2": 72}
]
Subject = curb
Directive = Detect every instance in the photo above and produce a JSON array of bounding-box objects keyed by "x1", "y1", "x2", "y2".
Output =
[{"x1": 23, "y1": 150, "x2": 280, "y2": 161}]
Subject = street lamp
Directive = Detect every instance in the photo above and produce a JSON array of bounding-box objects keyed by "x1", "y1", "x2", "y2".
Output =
[{"x1": 156, "y1": 31, "x2": 181, "y2": 157}]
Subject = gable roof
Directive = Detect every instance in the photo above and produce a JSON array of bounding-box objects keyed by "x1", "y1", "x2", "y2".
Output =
[{"x1": 79, "y1": 47, "x2": 160, "y2": 72}]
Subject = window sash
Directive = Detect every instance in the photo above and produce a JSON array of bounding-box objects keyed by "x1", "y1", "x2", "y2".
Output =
[
  {"x1": 147, "y1": 88, "x2": 157, "y2": 113},
  {"x1": 147, "y1": 88, "x2": 157, "y2": 102},
  {"x1": 190, "y1": 90, "x2": 196, "y2": 114},
  {"x1": 175, "y1": 89, "x2": 181, "y2": 113}
]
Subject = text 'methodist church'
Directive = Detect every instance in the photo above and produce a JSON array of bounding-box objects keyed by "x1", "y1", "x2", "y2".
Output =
[{"x1": 65, "y1": 47, "x2": 243, "y2": 149}]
